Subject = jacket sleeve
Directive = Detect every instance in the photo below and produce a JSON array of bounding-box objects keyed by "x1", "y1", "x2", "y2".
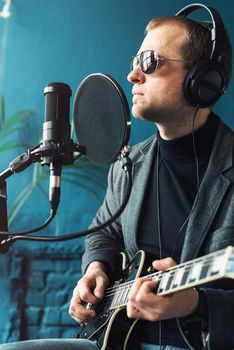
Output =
[
  {"x1": 179, "y1": 287, "x2": 234, "y2": 349},
  {"x1": 81, "y1": 160, "x2": 127, "y2": 275}
]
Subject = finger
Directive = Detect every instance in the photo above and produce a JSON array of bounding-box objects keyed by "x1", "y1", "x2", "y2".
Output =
[
  {"x1": 133, "y1": 280, "x2": 159, "y2": 309},
  {"x1": 138, "y1": 279, "x2": 159, "y2": 295},
  {"x1": 128, "y1": 277, "x2": 152, "y2": 301},
  {"x1": 93, "y1": 274, "x2": 109, "y2": 299},
  {"x1": 69, "y1": 296, "x2": 96, "y2": 324},
  {"x1": 78, "y1": 279, "x2": 98, "y2": 304},
  {"x1": 70, "y1": 285, "x2": 96, "y2": 317},
  {"x1": 152, "y1": 257, "x2": 177, "y2": 271},
  {"x1": 70, "y1": 308, "x2": 96, "y2": 324},
  {"x1": 127, "y1": 302, "x2": 141, "y2": 319}
]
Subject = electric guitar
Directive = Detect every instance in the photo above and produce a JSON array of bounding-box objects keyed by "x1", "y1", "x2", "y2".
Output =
[{"x1": 77, "y1": 246, "x2": 234, "y2": 350}]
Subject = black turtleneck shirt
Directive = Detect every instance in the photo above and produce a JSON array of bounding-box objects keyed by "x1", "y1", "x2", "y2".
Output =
[{"x1": 133, "y1": 113, "x2": 219, "y2": 347}]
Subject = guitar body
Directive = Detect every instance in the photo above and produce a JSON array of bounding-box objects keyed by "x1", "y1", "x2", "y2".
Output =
[
  {"x1": 77, "y1": 246, "x2": 234, "y2": 350},
  {"x1": 78, "y1": 250, "x2": 146, "y2": 350}
]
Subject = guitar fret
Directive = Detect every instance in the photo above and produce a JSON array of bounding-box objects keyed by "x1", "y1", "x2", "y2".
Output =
[
  {"x1": 119, "y1": 285, "x2": 125, "y2": 305},
  {"x1": 151, "y1": 272, "x2": 163, "y2": 285},
  {"x1": 157, "y1": 272, "x2": 170, "y2": 293},
  {"x1": 104, "y1": 295, "x2": 112, "y2": 312},
  {"x1": 172, "y1": 267, "x2": 184, "y2": 287},
  {"x1": 165, "y1": 272, "x2": 174, "y2": 291},
  {"x1": 199, "y1": 260, "x2": 210, "y2": 279},
  {"x1": 115, "y1": 286, "x2": 121, "y2": 306},
  {"x1": 156, "y1": 253, "x2": 229, "y2": 295},
  {"x1": 211, "y1": 254, "x2": 224, "y2": 274},
  {"x1": 110, "y1": 288, "x2": 117, "y2": 309},
  {"x1": 104, "y1": 247, "x2": 234, "y2": 309},
  {"x1": 126, "y1": 283, "x2": 132, "y2": 303},
  {"x1": 158, "y1": 251, "x2": 232, "y2": 295},
  {"x1": 122, "y1": 287, "x2": 128, "y2": 305},
  {"x1": 188, "y1": 261, "x2": 203, "y2": 282},
  {"x1": 121, "y1": 282, "x2": 132, "y2": 306},
  {"x1": 180, "y1": 268, "x2": 189, "y2": 285}
]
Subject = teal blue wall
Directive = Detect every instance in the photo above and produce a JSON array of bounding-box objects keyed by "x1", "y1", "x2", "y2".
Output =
[
  {"x1": 0, "y1": 0, "x2": 233, "y2": 342},
  {"x1": 0, "y1": 0, "x2": 233, "y2": 239}
]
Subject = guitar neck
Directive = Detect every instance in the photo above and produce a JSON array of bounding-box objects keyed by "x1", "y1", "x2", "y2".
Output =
[
  {"x1": 107, "y1": 246, "x2": 234, "y2": 310},
  {"x1": 156, "y1": 246, "x2": 234, "y2": 295}
]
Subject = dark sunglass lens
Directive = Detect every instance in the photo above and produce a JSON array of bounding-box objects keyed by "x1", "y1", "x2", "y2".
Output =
[{"x1": 140, "y1": 51, "x2": 157, "y2": 74}]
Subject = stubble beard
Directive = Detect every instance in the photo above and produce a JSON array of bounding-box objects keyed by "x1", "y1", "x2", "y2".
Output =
[{"x1": 132, "y1": 100, "x2": 193, "y2": 127}]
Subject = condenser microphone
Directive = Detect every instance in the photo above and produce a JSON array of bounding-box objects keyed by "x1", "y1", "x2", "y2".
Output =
[
  {"x1": 42, "y1": 82, "x2": 72, "y2": 214},
  {"x1": 42, "y1": 82, "x2": 72, "y2": 165},
  {"x1": 0, "y1": 74, "x2": 132, "y2": 251}
]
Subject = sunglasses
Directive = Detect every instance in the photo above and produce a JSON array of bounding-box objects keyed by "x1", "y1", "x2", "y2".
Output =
[{"x1": 130, "y1": 50, "x2": 194, "y2": 74}]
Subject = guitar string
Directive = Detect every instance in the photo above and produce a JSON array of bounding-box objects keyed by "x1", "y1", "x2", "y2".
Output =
[
  {"x1": 99, "y1": 251, "x2": 228, "y2": 311},
  {"x1": 104, "y1": 257, "x2": 223, "y2": 299},
  {"x1": 103, "y1": 265, "x2": 221, "y2": 311},
  {"x1": 103, "y1": 256, "x2": 222, "y2": 299},
  {"x1": 101, "y1": 256, "x2": 233, "y2": 310},
  {"x1": 103, "y1": 249, "x2": 226, "y2": 298},
  {"x1": 104, "y1": 250, "x2": 224, "y2": 295}
]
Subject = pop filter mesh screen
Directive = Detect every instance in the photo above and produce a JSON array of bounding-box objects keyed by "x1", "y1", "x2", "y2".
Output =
[{"x1": 73, "y1": 74, "x2": 130, "y2": 165}]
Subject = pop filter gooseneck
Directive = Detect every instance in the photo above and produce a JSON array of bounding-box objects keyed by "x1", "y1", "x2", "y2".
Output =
[
  {"x1": 73, "y1": 73, "x2": 131, "y2": 165},
  {"x1": 0, "y1": 74, "x2": 132, "y2": 250}
]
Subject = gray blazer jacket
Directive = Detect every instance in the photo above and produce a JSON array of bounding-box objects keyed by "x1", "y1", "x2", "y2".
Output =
[{"x1": 82, "y1": 118, "x2": 234, "y2": 349}]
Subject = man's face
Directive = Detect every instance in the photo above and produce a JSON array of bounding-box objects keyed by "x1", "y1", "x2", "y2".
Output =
[{"x1": 127, "y1": 23, "x2": 193, "y2": 124}]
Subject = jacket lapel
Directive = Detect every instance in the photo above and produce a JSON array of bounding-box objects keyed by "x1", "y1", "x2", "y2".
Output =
[
  {"x1": 123, "y1": 136, "x2": 157, "y2": 258},
  {"x1": 181, "y1": 121, "x2": 234, "y2": 262}
]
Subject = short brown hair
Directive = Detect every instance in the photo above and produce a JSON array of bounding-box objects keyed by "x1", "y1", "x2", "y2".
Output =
[{"x1": 146, "y1": 16, "x2": 232, "y2": 87}]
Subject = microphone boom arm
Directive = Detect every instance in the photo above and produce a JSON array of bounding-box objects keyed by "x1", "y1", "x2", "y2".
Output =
[
  {"x1": 0, "y1": 141, "x2": 86, "y2": 182},
  {"x1": 0, "y1": 148, "x2": 133, "y2": 248},
  {"x1": 0, "y1": 140, "x2": 86, "y2": 253}
]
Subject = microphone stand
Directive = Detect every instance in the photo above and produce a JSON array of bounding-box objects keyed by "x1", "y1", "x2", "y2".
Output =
[
  {"x1": 0, "y1": 143, "x2": 133, "y2": 253},
  {"x1": 0, "y1": 147, "x2": 39, "y2": 252},
  {"x1": 0, "y1": 180, "x2": 8, "y2": 231},
  {"x1": 0, "y1": 141, "x2": 84, "y2": 253}
]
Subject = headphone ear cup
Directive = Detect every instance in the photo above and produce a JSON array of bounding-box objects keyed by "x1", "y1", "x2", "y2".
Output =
[{"x1": 184, "y1": 60, "x2": 227, "y2": 107}]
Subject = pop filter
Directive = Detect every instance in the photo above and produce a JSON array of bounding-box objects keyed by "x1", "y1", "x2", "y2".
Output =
[{"x1": 73, "y1": 73, "x2": 131, "y2": 165}]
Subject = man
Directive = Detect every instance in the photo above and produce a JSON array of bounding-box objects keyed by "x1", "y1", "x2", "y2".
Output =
[
  {"x1": 69, "y1": 7, "x2": 234, "y2": 350},
  {"x1": 0, "y1": 4, "x2": 233, "y2": 350}
]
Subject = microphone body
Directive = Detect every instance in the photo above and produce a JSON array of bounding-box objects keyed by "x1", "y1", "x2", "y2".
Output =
[
  {"x1": 42, "y1": 82, "x2": 73, "y2": 165},
  {"x1": 42, "y1": 83, "x2": 72, "y2": 214}
]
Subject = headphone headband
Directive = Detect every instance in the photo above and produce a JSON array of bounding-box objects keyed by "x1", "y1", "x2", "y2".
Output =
[
  {"x1": 175, "y1": 3, "x2": 227, "y2": 107},
  {"x1": 176, "y1": 3, "x2": 225, "y2": 61}
]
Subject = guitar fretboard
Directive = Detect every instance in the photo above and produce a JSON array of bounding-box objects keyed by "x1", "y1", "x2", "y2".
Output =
[{"x1": 104, "y1": 246, "x2": 234, "y2": 311}]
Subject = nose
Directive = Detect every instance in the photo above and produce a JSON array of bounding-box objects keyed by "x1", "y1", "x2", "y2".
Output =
[{"x1": 127, "y1": 67, "x2": 145, "y2": 84}]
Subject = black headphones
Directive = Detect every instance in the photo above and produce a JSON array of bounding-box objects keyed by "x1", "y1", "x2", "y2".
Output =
[{"x1": 176, "y1": 3, "x2": 227, "y2": 107}]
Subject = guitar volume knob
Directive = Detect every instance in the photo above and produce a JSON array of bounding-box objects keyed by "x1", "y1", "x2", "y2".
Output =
[{"x1": 147, "y1": 266, "x2": 155, "y2": 273}]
